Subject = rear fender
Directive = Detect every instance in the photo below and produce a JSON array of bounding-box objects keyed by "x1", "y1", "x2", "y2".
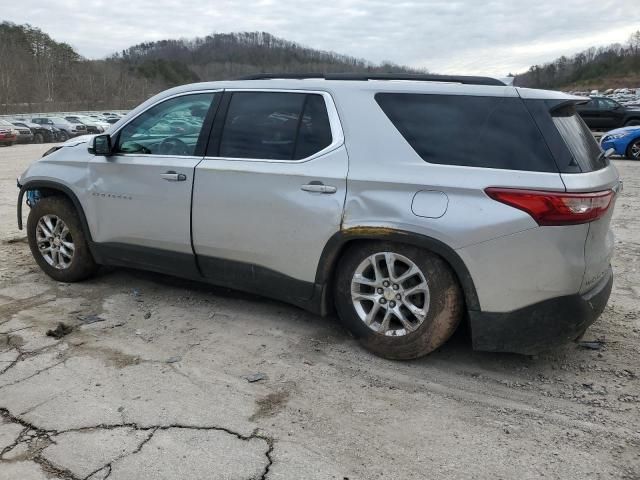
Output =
[{"x1": 316, "y1": 227, "x2": 480, "y2": 312}]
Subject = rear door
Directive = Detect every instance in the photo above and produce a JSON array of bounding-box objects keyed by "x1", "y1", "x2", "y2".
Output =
[
  {"x1": 576, "y1": 99, "x2": 601, "y2": 128},
  {"x1": 597, "y1": 98, "x2": 625, "y2": 129},
  {"x1": 192, "y1": 90, "x2": 347, "y2": 300}
]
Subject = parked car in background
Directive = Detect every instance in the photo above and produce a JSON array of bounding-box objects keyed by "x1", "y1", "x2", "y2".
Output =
[
  {"x1": 65, "y1": 115, "x2": 109, "y2": 134},
  {"x1": 31, "y1": 117, "x2": 86, "y2": 140},
  {"x1": 10, "y1": 120, "x2": 56, "y2": 143},
  {"x1": 601, "y1": 126, "x2": 640, "y2": 160},
  {"x1": 10, "y1": 121, "x2": 34, "y2": 144},
  {"x1": 577, "y1": 97, "x2": 640, "y2": 129},
  {"x1": 0, "y1": 119, "x2": 18, "y2": 146},
  {"x1": 16, "y1": 74, "x2": 620, "y2": 359},
  {"x1": 104, "y1": 116, "x2": 121, "y2": 124}
]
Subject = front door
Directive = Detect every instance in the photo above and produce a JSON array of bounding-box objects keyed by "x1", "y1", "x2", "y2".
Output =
[
  {"x1": 192, "y1": 90, "x2": 348, "y2": 300},
  {"x1": 85, "y1": 91, "x2": 218, "y2": 275}
]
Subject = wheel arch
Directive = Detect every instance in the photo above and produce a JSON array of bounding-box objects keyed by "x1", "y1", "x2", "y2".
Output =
[
  {"x1": 625, "y1": 136, "x2": 640, "y2": 159},
  {"x1": 316, "y1": 227, "x2": 480, "y2": 313},
  {"x1": 18, "y1": 180, "x2": 95, "y2": 252}
]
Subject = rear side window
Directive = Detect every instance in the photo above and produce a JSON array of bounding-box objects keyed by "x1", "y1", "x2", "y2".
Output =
[
  {"x1": 219, "y1": 92, "x2": 332, "y2": 160},
  {"x1": 551, "y1": 104, "x2": 606, "y2": 171},
  {"x1": 375, "y1": 93, "x2": 557, "y2": 172}
]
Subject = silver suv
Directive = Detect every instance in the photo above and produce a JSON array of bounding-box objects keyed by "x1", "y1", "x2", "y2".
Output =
[{"x1": 17, "y1": 74, "x2": 620, "y2": 359}]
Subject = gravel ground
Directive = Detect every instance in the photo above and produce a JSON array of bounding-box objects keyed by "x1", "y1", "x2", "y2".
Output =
[{"x1": 0, "y1": 144, "x2": 638, "y2": 479}]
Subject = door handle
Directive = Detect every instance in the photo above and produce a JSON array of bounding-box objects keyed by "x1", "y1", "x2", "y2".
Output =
[
  {"x1": 301, "y1": 182, "x2": 337, "y2": 194},
  {"x1": 160, "y1": 171, "x2": 187, "y2": 182}
]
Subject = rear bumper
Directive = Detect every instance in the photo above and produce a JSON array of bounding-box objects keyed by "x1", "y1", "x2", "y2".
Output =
[{"x1": 470, "y1": 266, "x2": 613, "y2": 355}]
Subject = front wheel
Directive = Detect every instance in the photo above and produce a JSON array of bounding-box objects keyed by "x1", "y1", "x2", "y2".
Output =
[
  {"x1": 27, "y1": 196, "x2": 98, "y2": 282},
  {"x1": 334, "y1": 241, "x2": 463, "y2": 360},
  {"x1": 58, "y1": 131, "x2": 69, "y2": 142},
  {"x1": 33, "y1": 132, "x2": 44, "y2": 144},
  {"x1": 626, "y1": 138, "x2": 640, "y2": 160}
]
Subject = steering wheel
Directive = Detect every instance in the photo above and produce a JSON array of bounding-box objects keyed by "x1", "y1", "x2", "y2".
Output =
[{"x1": 158, "y1": 137, "x2": 190, "y2": 155}]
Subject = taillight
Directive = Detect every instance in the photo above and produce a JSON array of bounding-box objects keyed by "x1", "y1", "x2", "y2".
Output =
[{"x1": 485, "y1": 188, "x2": 614, "y2": 226}]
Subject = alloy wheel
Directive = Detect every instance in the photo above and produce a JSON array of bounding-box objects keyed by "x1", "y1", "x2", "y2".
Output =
[
  {"x1": 35, "y1": 214, "x2": 75, "y2": 269},
  {"x1": 350, "y1": 252, "x2": 430, "y2": 336}
]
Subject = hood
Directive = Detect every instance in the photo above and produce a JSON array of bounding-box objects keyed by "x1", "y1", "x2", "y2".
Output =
[
  {"x1": 604, "y1": 126, "x2": 640, "y2": 136},
  {"x1": 61, "y1": 134, "x2": 96, "y2": 147}
]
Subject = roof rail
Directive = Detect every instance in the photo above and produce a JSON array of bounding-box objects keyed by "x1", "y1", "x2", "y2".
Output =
[{"x1": 238, "y1": 73, "x2": 506, "y2": 86}]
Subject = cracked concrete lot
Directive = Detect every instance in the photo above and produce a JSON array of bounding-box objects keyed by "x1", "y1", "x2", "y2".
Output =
[{"x1": 1, "y1": 144, "x2": 639, "y2": 479}]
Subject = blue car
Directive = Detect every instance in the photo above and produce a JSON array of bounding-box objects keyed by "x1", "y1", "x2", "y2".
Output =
[{"x1": 601, "y1": 126, "x2": 640, "y2": 160}]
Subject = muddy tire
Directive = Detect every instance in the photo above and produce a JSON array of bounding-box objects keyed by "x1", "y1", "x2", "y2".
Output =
[
  {"x1": 334, "y1": 241, "x2": 463, "y2": 360},
  {"x1": 27, "y1": 196, "x2": 98, "y2": 282}
]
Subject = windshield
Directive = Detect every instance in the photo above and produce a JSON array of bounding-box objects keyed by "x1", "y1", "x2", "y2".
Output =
[{"x1": 552, "y1": 104, "x2": 606, "y2": 172}]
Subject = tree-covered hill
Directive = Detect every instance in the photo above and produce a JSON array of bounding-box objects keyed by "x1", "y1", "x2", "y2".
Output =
[
  {"x1": 0, "y1": 22, "x2": 419, "y2": 114},
  {"x1": 514, "y1": 31, "x2": 640, "y2": 90}
]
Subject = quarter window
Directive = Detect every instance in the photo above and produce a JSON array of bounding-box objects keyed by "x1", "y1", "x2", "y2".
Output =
[
  {"x1": 116, "y1": 93, "x2": 215, "y2": 156},
  {"x1": 375, "y1": 93, "x2": 558, "y2": 172},
  {"x1": 218, "y1": 92, "x2": 333, "y2": 160}
]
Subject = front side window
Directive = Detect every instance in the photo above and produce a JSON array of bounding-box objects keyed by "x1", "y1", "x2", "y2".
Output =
[
  {"x1": 375, "y1": 93, "x2": 557, "y2": 172},
  {"x1": 116, "y1": 93, "x2": 215, "y2": 156},
  {"x1": 218, "y1": 92, "x2": 333, "y2": 160}
]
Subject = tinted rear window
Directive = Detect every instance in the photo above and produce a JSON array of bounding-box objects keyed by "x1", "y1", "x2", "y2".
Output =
[
  {"x1": 552, "y1": 105, "x2": 606, "y2": 172},
  {"x1": 375, "y1": 93, "x2": 557, "y2": 172},
  {"x1": 219, "y1": 92, "x2": 333, "y2": 160}
]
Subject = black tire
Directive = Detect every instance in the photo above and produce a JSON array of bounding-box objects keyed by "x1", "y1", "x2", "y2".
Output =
[
  {"x1": 27, "y1": 196, "x2": 98, "y2": 282},
  {"x1": 626, "y1": 138, "x2": 640, "y2": 160},
  {"x1": 58, "y1": 131, "x2": 69, "y2": 142},
  {"x1": 334, "y1": 241, "x2": 463, "y2": 360},
  {"x1": 624, "y1": 119, "x2": 640, "y2": 127},
  {"x1": 33, "y1": 133, "x2": 44, "y2": 144}
]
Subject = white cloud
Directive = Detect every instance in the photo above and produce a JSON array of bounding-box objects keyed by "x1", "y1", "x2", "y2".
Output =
[{"x1": 2, "y1": 0, "x2": 639, "y2": 75}]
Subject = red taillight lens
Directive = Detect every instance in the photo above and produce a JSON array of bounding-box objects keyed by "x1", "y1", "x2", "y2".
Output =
[{"x1": 485, "y1": 188, "x2": 614, "y2": 226}]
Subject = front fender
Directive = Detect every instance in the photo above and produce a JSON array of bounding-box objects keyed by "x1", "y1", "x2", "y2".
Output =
[{"x1": 16, "y1": 180, "x2": 95, "y2": 253}]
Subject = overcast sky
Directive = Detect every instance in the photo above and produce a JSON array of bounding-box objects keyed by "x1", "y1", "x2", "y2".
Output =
[{"x1": 3, "y1": 0, "x2": 640, "y2": 75}]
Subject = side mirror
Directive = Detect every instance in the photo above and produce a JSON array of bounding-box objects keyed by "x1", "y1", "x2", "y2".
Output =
[{"x1": 90, "y1": 134, "x2": 113, "y2": 156}]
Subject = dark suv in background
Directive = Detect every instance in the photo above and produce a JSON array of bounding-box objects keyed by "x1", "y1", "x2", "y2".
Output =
[
  {"x1": 577, "y1": 96, "x2": 640, "y2": 129},
  {"x1": 31, "y1": 117, "x2": 86, "y2": 141}
]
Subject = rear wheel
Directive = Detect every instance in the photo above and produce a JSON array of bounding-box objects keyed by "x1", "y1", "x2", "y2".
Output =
[
  {"x1": 626, "y1": 138, "x2": 640, "y2": 160},
  {"x1": 334, "y1": 241, "x2": 463, "y2": 360},
  {"x1": 27, "y1": 196, "x2": 98, "y2": 282}
]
